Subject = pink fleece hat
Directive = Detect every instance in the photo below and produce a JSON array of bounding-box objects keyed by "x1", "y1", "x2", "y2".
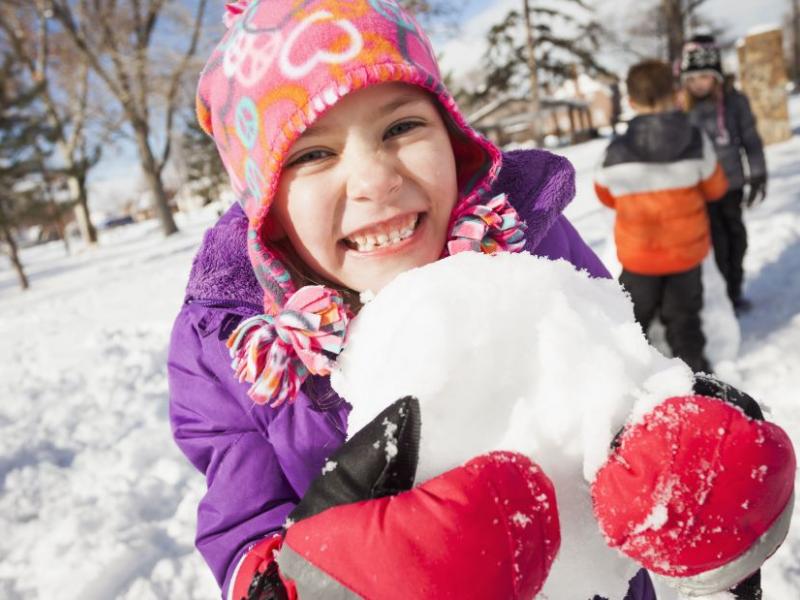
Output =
[{"x1": 197, "y1": 0, "x2": 505, "y2": 314}]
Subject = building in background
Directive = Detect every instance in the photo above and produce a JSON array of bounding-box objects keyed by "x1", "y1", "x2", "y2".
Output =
[{"x1": 468, "y1": 70, "x2": 616, "y2": 147}]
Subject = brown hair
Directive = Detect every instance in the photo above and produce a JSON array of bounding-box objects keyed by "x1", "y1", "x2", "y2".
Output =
[{"x1": 626, "y1": 60, "x2": 675, "y2": 108}]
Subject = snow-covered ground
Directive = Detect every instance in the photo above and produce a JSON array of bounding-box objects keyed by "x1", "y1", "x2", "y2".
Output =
[{"x1": 2, "y1": 97, "x2": 799, "y2": 598}]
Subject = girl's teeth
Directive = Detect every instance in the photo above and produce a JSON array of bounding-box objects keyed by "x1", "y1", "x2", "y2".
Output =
[{"x1": 348, "y1": 215, "x2": 420, "y2": 251}]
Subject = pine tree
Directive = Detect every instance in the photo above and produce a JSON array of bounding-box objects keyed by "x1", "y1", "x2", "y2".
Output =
[
  {"x1": 0, "y1": 53, "x2": 57, "y2": 290},
  {"x1": 179, "y1": 119, "x2": 230, "y2": 207},
  {"x1": 468, "y1": 1, "x2": 610, "y2": 107}
]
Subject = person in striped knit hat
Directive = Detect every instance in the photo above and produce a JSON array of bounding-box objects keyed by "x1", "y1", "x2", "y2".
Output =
[
  {"x1": 168, "y1": 2, "x2": 794, "y2": 599},
  {"x1": 680, "y1": 32, "x2": 767, "y2": 314}
]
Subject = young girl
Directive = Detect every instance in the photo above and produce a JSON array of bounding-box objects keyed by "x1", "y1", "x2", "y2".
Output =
[
  {"x1": 680, "y1": 33, "x2": 767, "y2": 313},
  {"x1": 169, "y1": 3, "x2": 793, "y2": 599}
]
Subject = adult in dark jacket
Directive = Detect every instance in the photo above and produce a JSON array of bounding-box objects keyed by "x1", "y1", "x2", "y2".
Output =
[{"x1": 681, "y1": 34, "x2": 767, "y2": 313}]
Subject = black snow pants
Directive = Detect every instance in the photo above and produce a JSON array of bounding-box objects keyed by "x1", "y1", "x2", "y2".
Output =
[
  {"x1": 619, "y1": 266, "x2": 711, "y2": 373},
  {"x1": 708, "y1": 189, "x2": 747, "y2": 303}
]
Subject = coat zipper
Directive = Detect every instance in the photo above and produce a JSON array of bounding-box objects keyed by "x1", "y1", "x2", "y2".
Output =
[{"x1": 186, "y1": 296, "x2": 263, "y2": 313}]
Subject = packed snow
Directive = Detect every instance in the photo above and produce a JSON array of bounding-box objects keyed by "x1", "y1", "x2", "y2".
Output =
[
  {"x1": 332, "y1": 251, "x2": 695, "y2": 599},
  {"x1": 1, "y1": 96, "x2": 799, "y2": 598}
]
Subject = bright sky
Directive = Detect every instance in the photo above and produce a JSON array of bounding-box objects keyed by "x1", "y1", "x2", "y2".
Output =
[{"x1": 91, "y1": 0, "x2": 793, "y2": 211}]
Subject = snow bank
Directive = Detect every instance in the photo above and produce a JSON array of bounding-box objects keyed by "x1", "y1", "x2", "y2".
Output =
[
  {"x1": 332, "y1": 251, "x2": 694, "y2": 599},
  {"x1": 0, "y1": 212, "x2": 220, "y2": 599},
  {"x1": 597, "y1": 243, "x2": 742, "y2": 370}
]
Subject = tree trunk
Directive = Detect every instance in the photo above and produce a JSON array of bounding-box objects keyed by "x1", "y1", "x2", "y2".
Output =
[
  {"x1": 39, "y1": 167, "x2": 72, "y2": 255},
  {"x1": 68, "y1": 173, "x2": 97, "y2": 244},
  {"x1": 49, "y1": 197, "x2": 71, "y2": 255},
  {"x1": 132, "y1": 121, "x2": 178, "y2": 236},
  {"x1": 661, "y1": 0, "x2": 685, "y2": 64},
  {"x1": 522, "y1": 0, "x2": 543, "y2": 146},
  {"x1": 0, "y1": 204, "x2": 29, "y2": 291}
]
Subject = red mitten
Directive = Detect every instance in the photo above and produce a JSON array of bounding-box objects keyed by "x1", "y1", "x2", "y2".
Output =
[
  {"x1": 592, "y1": 393, "x2": 795, "y2": 595},
  {"x1": 275, "y1": 397, "x2": 561, "y2": 600}
]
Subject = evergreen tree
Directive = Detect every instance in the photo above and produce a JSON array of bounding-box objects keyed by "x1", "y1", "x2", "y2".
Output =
[
  {"x1": 179, "y1": 119, "x2": 229, "y2": 206},
  {"x1": 0, "y1": 53, "x2": 57, "y2": 290},
  {"x1": 466, "y1": 1, "x2": 610, "y2": 108}
]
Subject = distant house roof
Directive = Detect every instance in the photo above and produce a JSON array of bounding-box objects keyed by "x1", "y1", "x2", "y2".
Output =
[{"x1": 468, "y1": 95, "x2": 591, "y2": 130}]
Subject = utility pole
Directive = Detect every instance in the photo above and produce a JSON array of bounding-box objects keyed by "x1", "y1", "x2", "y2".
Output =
[{"x1": 522, "y1": 0, "x2": 543, "y2": 146}]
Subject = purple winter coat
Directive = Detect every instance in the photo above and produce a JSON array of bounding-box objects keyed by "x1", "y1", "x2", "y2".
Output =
[{"x1": 168, "y1": 149, "x2": 652, "y2": 599}]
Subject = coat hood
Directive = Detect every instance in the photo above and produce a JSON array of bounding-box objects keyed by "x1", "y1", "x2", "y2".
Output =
[{"x1": 625, "y1": 111, "x2": 697, "y2": 163}]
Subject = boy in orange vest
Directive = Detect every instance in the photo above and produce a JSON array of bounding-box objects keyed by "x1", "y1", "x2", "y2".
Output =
[{"x1": 595, "y1": 60, "x2": 728, "y2": 373}]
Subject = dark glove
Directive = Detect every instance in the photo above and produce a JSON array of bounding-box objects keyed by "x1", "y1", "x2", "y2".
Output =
[
  {"x1": 592, "y1": 375, "x2": 795, "y2": 598},
  {"x1": 745, "y1": 174, "x2": 767, "y2": 207},
  {"x1": 275, "y1": 397, "x2": 561, "y2": 600}
]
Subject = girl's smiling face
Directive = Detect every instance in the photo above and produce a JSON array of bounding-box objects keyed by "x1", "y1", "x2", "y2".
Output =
[{"x1": 271, "y1": 83, "x2": 458, "y2": 294}]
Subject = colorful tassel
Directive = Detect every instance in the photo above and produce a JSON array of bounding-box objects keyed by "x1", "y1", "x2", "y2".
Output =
[
  {"x1": 227, "y1": 285, "x2": 349, "y2": 407},
  {"x1": 447, "y1": 193, "x2": 527, "y2": 256}
]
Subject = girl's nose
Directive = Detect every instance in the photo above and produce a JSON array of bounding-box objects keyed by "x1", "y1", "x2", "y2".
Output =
[{"x1": 344, "y1": 150, "x2": 403, "y2": 204}]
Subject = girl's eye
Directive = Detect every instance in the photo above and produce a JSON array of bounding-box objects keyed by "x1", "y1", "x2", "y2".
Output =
[
  {"x1": 287, "y1": 149, "x2": 331, "y2": 167},
  {"x1": 384, "y1": 120, "x2": 423, "y2": 140}
]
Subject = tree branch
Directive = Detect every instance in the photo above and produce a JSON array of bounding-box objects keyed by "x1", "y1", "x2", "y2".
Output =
[{"x1": 157, "y1": 0, "x2": 208, "y2": 172}]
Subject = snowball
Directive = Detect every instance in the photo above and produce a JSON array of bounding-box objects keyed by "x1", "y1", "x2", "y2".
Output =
[{"x1": 331, "y1": 252, "x2": 694, "y2": 599}]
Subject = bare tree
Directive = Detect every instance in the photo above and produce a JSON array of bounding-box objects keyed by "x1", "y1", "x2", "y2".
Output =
[
  {"x1": 47, "y1": 0, "x2": 209, "y2": 236},
  {"x1": 617, "y1": 0, "x2": 710, "y2": 64},
  {"x1": 0, "y1": 3, "x2": 104, "y2": 245},
  {"x1": 660, "y1": 0, "x2": 709, "y2": 63}
]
